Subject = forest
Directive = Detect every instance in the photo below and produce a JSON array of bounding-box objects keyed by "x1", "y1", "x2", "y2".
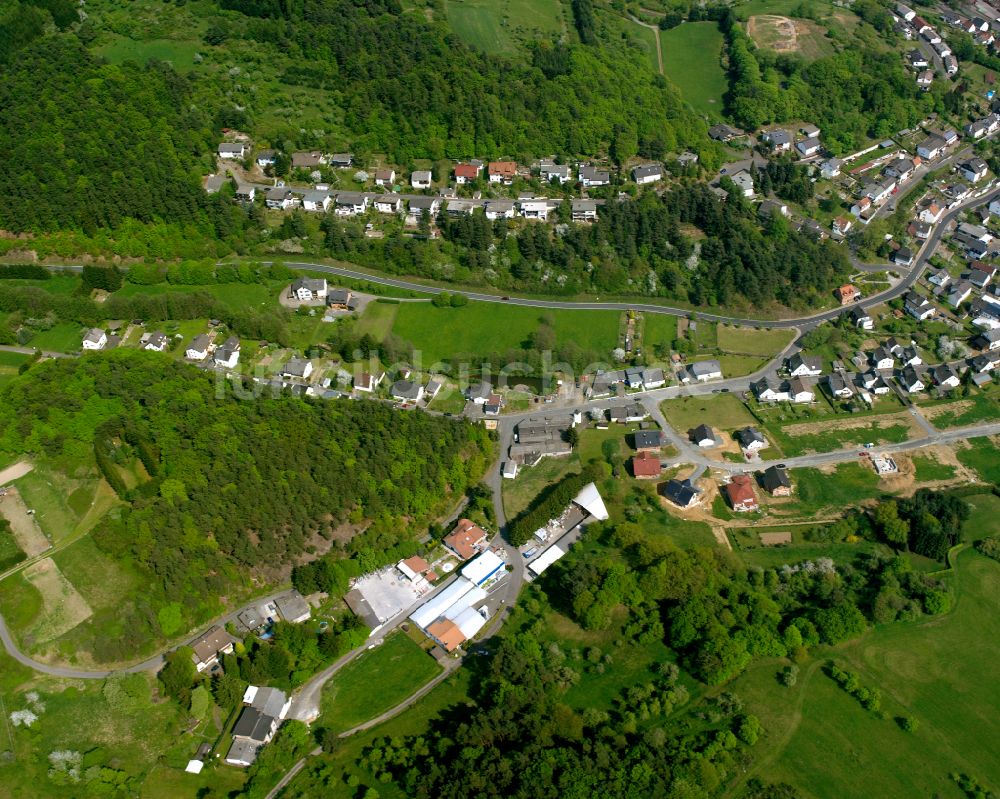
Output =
[
  {"x1": 322, "y1": 184, "x2": 852, "y2": 308},
  {"x1": 722, "y1": 12, "x2": 941, "y2": 154},
  {"x1": 0, "y1": 352, "x2": 492, "y2": 660}
]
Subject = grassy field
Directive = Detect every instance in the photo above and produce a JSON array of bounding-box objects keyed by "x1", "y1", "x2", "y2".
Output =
[
  {"x1": 661, "y1": 394, "x2": 758, "y2": 435},
  {"x1": 0, "y1": 350, "x2": 30, "y2": 387},
  {"x1": 0, "y1": 275, "x2": 81, "y2": 294},
  {"x1": 919, "y1": 392, "x2": 1000, "y2": 429},
  {"x1": 390, "y1": 302, "x2": 619, "y2": 364},
  {"x1": 963, "y1": 492, "x2": 1000, "y2": 539},
  {"x1": 760, "y1": 412, "x2": 916, "y2": 457},
  {"x1": 355, "y1": 300, "x2": 400, "y2": 340},
  {"x1": 956, "y1": 438, "x2": 1000, "y2": 484},
  {"x1": 504, "y1": 454, "x2": 582, "y2": 519},
  {"x1": 778, "y1": 463, "x2": 883, "y2": 516},
  {"x1": 29, "y1": 322, "x2": 84, "y2": 353},
  {"x1": 320, "y1": 631, "x2": 443, "y2": 733},
  {"x1": 911, "y1": 452, "x2": 956, "y2": 482},
  {"x1": 716, "y1": 325, "x2": 795, "y2": 358},
  {"x1": 733, "y1": 550, "x2": 1000, "y2": 798},
  {"x1": 94, "y1": 35, "x2": 203, "y2": 71},
  {"x1": 14, "y1": 465, "x2": 118, "y2": 544},
  {"x1": 445, "y1": 0, "x2": 565, "y2": 55},
  {"x1": 114, "y1": 280, "x2": 286, "y2": 312},
  {"x1": 660, "y1": 23, "x2": 728, "y2": 118}
]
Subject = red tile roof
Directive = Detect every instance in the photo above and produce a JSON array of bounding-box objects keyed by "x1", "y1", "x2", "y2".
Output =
[
  {"x1": 444, "y1": 519, "x2": 487, "y2": 560},
  {"x1": 632, "y1": 451, "x2": 662, "y2": 478},
  {"x1": 725, "y1": 474, "x2": 758, "y2": 511},
  {"x1": 454, "y1": 163, "x2": 479, "y2": 179}
]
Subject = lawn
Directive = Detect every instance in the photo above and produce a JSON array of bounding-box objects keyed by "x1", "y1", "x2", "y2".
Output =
[
  {"x1": 445, "y1": 0, "x2": 565, "y2": 56},
  {"x1": 661, "y1": 394, "x2": 759, "y2": 435},
  {"x1": 0, "y1": 350, "x2": 30, "y2": 387},
  {"x1": 777, "y1": 463, "x2": 883, "y2": 516},
  {"x1": 94, "y1": 35, "x2": 203, "y2": 71},
  {"x1": 963, "y1": 492, "x2": 1000, "y2": 540},
  {"x1": 28, "y1": 322, "x2": 84, "y2": 353},
  {"x1": 732, "y1": 550, "x2": 1000, "y2": 798},
  {"x1": 115, "y1": 280, "x2": 285, "y2": 312},
  {"x1": 320, "y1": 631, "x2": 443, "y2": 733},
  {"x1": 504, "y1": 454, "x2": 582, "y2": 519},
  {"x1": 956, "y1": 438, "x2": 1000, "y2": 484},
  {"x1": 910, "y1": 452, "x2": 956, "y2": 482},
  {"x1": 355, "y1": 300, "x2": 400, "y2": 340},
  {"x1": 660, "y1": 23, "x2": 728, "y2": 118},
  {"x1": 390, "y1": 302, "x2": 619, "y2": 365},
  {"x1": 716, "y1": 325, "x2": 795, "y2": 358}
]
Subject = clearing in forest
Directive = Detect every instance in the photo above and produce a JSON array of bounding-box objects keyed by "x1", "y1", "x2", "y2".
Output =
[
  {"x1": 21, "y1": 558, "x2": 93, "y2": 644},
  {"x1": 0, "y1": 488, "x2": 49, "y2": 558}
]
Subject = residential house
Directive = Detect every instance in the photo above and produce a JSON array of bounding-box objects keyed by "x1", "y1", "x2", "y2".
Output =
[
  {"x1": 796, "y1": 137, "x2": 822, "y2": 157},
  {"x1": 327, "y1": 288, "x2": 353, "y2": 309},
  {"x1": 185, "y1": 334, "x2": 210, "y2": 361},
  {"x1": 680, "y1": 359, "x2": 721, "y2": 384},
  {"x1": 736, "y1": 427, "x2": 768, "y2": 452},
  {"x1": 204, "y1": 175, "x2": 225, "y2": 194},
  {"x1": 751, "y1": 376, "x2": 791, "y2": 403},
  {"x1": 214, "y1": 336, "x2": 241, "y2": 369},
  {"x1": 677, "y1": 152, "x2": 699, "y2": 168},
  {"x1": 539, "y1": 160, "x2": 570, "y2": 184},
  {"x1": 972, "y1": 328, "x2": 1000, "y2": 350},
  {"x1": 218, "y1": 142, "x2": 246, "y2": 159},
  {"x1": 291, "y1": 151, "x2": 324, "y2": 169},
  {"x1": 632, "y1": 164, "x2": 664, "y2": 185},
  {"x1": 850, "y1": 306, "x2": 873, "y2": 330},
  {"x1": 484, "y1": 199, "x2": 516, "y2": 220},
  {"x1": 871, "y1": 346, "x2": 895, "y2": 371},
  {"x1": 334, "y1": 192, "x2": 369, "y2": 216},
  {"x1": 354, "y1": 371, "x2": 385, "y2": 392},
  {"x1": 483, "y1": 393, "x2": 503, "y2": 416},
  {"x1": 971, "y1": 297, "x2": 1000, "y2": 328},
  {"x1": 660, "y1": 478, "x2": 698, "y2": 508},
  {"x1": 411, "y1": 170, "x2": 433, "y2": 189},
  {"x1": 424, "y1": 378, "x2": 443, "y2": 401},
  {"x1": 725, "y1": 474, "x2": 759, "y2": 512},
  {"x1": 634, "y1": 430, "x2": 663, "y2": 451},
  {"x1": 800, "y1": 123, "x2": 821, "y2": 138},
  {"x1": 391, "y1": 380, "x2": 424, "y2": 403},
  {"x1": 642, "y1": 367, "x2": 666, "y2": 388},
  {"x1": 625, "y1": 366, "x2": 644, "y2": 388},
  {"x1": 900, "y1": 345, "x2": 922, "y2": 367},
  {"x1": 821, "y1": 158, "x2": 843, "y2": 178},
  {"x1": 466, "y1": 381, "x2": 492, "y2": 404},
  {"x1": 374, "y1": 168, "x2": 396, "y2": 187},
  {"x1": 374, "y1": 194, "x2": 403, "y2": 214},
  {"x1": 274, "y1": 590, "x2": 311, "y2": 623},
  {"x1": 789, "y1": 376, "x2": 815, "y2": 403},
  {"x1": 892, "y1": 246, "x2": 915, "y2": 267},
  {"x1": 761, "y1": 466, "x2": 793, "y2": 496},
  {"x1": 907, "y1": 49, "x2": 929, "y2": 68},
  {"x1": 579, "y1": 165, "x2": 611, "y2": 187},
  {"x1": 408, "y1": 196, "x2": 440, "y2": 216},
  {"x1": 866, "y1": 176, "x2": 896, "y2": 203},
  {"x1": 281, "y1": 358, "x2": 313, "y2": 381},
  {"x1": 226, "y1": 708, "x2": 278, "y2": 766},
  {"x1": 972, "y1": 352, "x2": 999, "y2": 373},
  {"x1": 265, "y1": 187, "x2": 295, "y2": 210},
  {"x1": 916, "y1": 136, "x2": 947, "y2": 160},
  {"x1": 631, "y1": 451, "x2": 662, "y2": 480},
  {"x1": 235, "y1": 184, "x2": 255, "y2": 204},
  {"x1": 144, "y1": 331, "x2": 168, "y2": 352},
  {"x1": 850, "y1": 197, "x2": 872, "y2": 219},
  {"x1": 904, "y1": 291, "x2": 935, "y2": 320},
  {"x1": 948, "y1": 281, "x2": 974, "y2": 308},
  {"x1": 909, "y1": 220, "x2": 932, "y2": 240},
  {"x1": 933, "y1": 363, "x2": 961, "y2": 389},
  {"x1": 787, "y1": 353, "x2": 823, "y2": 377},
  {"x1": 255, "y1": 149, "x2": 276, "y2": 167},
  {"x1": 571, "y1": 199, "x2": 598, "y2": 222},
  {"x1": 302, "y1": 190, "x2": 331, "y2": 212},
  {"x1": 190, "y1": 627, "x2": 236, "y2": 672},
  {"x1": 918, "y1": 200, "x2": 943, "y2": 224},
  {"x1": 900, "y1": 365, "x2": 926, "y2": 392},
  {"x1": 291, "y1": 278, "x2": 327, "y2": 301},
  {"x1": 82, "y1": 328, "x2": 107, "y2": 351},
  {"x1": 731, "y1": 171, "x2": 755, "y2": 197},
  {"x1": 916, "y1": 70, "x2": 934, "y2": 89},
  {"x1": 454, "y1": 163, "x2": 482, "y2": 184},
  {"x1": 759, "y1": 199, "x2": 789, "y2": 219},
  {"x1": 690, "y1": 424, "x2": 717, "y2": 448},
  {"x1": 897, "y1": 4, "x2": 916, "y2": 21},
  {"x1": 708, "y1": 124, "x2": 744, "y2": 142},
  {"x1": 446, "y1": 199, "x2": 476, "y2": 216},
  {"x1": 624, "y1": 403, "x2": 646, "y2": 422},
  {"x1": 928, "y1": 268, "x2": 951, "y2": 288},
  {"x1": 763, "y1": 129, "x2": 792, "y2": 152},
  {"x1": 488, "y1": 161, "x2": 517, "y2": 185},
  {"x1": 833, "y1": 216, "x2": 853, "y2": 237},
  {"x1": 960, "y1": 157, "x2": 989, "y2": 183},
  {"x1": 444, "y1": 519, "x2": 488, "y2": 560},
  {"x1": 519, "y1": 197, "x2": 550, "y2": 221},
  {"x1": 944, "y1": 54, "x2": 958, "y2": 75},
  {"x1": 328, "y1": 153, "x2": 353, "y2": 168},
  {"x1": 827, "y1": 372, "x2": 854, "y2": 398},
  {"x1": 837, "y1": 284, "x2": 860, "y2": 305}
]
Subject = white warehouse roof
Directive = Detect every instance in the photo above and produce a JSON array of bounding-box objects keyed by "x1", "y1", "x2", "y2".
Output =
[
  {"x1": 461, "y1": 550, "x2": 506, "y2": 586},
  {"x1": 528, "y1": 545, "x2": 567, "y2": 577},
  {"x1": 443, "y1": 584, "x2": 488, "y2": 622},
  {"x1": 452, "y1": 606, "x2": 487, "y2": 638},
  {"x1": 573, "y1": 482, "x2": 609, "y2": 520},
  {"x1": 410, "y1": 577, "x2": 476, "y2": 629}
]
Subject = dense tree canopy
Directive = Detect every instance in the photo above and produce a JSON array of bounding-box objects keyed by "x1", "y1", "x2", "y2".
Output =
[{"x1": 0, "y1": 352, "x2": 491, "y2": 659}]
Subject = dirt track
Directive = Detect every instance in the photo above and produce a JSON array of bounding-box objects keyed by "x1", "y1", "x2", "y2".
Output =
[
  {"x1": 0, "y1": 461, "x2": 32, "y2": 485},
  {"x1": 0, "y1": 487, "x2": 49, "y2": 557}
]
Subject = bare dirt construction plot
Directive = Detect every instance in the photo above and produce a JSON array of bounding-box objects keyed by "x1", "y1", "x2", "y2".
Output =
[
  {"x1": 920, "y1": 400, "x2": 973, "y2": 423},
  {"x1": 780, "y1": 411, "x2": 921, "y2": 439},
  {"x1": 22, "y1": 557, "x2": 92, "y2": 645},
  {"x1": 0, "y1": 487, "x2": 50, "y2": 557},
  {"x1": 746, "y1": 15, "x2": 831, "y2": 60}
]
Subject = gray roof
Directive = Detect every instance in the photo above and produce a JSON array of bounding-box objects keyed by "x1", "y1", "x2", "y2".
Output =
[
  {"x1": 634, "y1": 430, "x2": 662, "y2": 449},
  {"x1": 691, "y1": 423, "x2": 714, "y2": 442},
  {"x1": 247, "y1": 686, "x2": 288, "y2": 718},
  {"x1": 335, "y1": 191, "x2": 366, "y2": 206},
  {"x1": 293, "y1": 277, "x2": 326, "y2": 293},
  {"x1": 266, "y1": 187, "x2": 292, "y2": 201},
  {"x1": 232, "y1": 707, "x2": 275, "y2": 743},
  {"x1": 409, "y1": 196, "x2": 438, "y2": 211},
  {"x1": 187, "y1": 334, "x2": 210, "y2": 352},
  {"x1": 84, "y1": 328, "x2": 105, "y2": 344},
  {"x1": 282, "y1": 358, "x2": 311, "y2": 378},
  {"x1": 689, "y1": 359, "x2": 722, "y2": 377},
  {"x1": 391, "y1": 379, "x2": 422, "y2": 400},
  {"x1": 762, "y1": 466, "x2": 791, "y2": 491},
  {"x1": 572, "y1": 199, "x2": 597, "y2": 212},
  {"x1": 632, "y1": 164, "x2": 663, "y2": 181},
  {"x1": 736, "y1": 427, "x2": 766, "y2": 447},
  {"x1": 579, "y1": 165, "x2": 610, "y2": 181},
  {"x1": 275, "y1": 590, "x2": 311, "y2": 621},
  {"x1": 661, "y1": 479, "x2": 697, "y2": 507},
  {"x1": 303, "y1": 189, "x2": 329, "y2": 204}
]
